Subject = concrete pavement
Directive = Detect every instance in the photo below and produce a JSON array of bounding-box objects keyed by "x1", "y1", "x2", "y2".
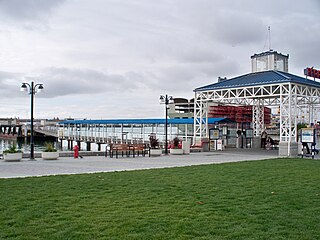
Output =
[{"x1": 0, "y1": 149, "x2": 286, "y2": 179}]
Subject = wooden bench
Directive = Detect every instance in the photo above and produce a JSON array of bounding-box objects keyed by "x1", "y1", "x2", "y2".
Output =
[
  {"x1": 131, "y1": 143, "x2": 148, "y2": 157},
  {"x1": 105, "y1": 143, "x2": 149, "y2": 158},
  {"x1": 107, "y1": 144, "x2": 134, "y2": 158}
]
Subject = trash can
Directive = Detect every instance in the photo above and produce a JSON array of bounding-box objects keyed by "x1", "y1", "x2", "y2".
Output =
[{"x1": 201, "y1": 138, "x2": 209, "y2": 152}]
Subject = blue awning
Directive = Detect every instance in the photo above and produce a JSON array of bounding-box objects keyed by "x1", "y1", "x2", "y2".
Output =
[{"x1": 59, "y1": 118, "x2": 233, "y2": 125}]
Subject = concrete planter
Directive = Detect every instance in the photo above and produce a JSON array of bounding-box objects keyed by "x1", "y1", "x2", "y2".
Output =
[
  {"x1": 42, "y1": 152, "x2": 59, "y2": 160},
  {"x1": 170, "y1": 148, "x2": 184, "y2": 155},
  {"x1": 4, "y1": 152, "x2": 22, "y2": 162},
  {"x1": 149, "y1": 149, "x2": 162, "y2": 157}
]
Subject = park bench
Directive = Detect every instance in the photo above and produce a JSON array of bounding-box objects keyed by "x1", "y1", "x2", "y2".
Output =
[
  {"x1": 107, "y1": 144, "x2": 134, "y2": 158},
  {"x1": 131, "y1": 143, "x2": 148, "y2": 157},
  {"x1": 106, "y1": 143, "x2": 149, "y2": 158}
]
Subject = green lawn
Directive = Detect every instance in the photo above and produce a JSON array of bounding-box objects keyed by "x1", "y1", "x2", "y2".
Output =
[{"x1": 0, "y1": 158, "x2": 319, "y2": 239}]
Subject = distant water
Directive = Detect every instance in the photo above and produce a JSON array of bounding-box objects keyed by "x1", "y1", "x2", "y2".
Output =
[
  {"x1": 0, "y1": 138, "x2": 63, "y2": 153},
  {"x1": 0, "y1": 138, "x2": 107, "y2": 153}
]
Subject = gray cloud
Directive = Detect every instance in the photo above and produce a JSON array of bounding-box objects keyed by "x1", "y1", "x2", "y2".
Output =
[
  {"x1": 35, "y1": 67, "x2": 150, "y2": 98},
  {"x1": 0, "y1": 71, "x2": 24, "y2": 98},
  {"x1": 0, "y1": 0, "x2": 66, "y2": 21},
  {"x1": 274, "y1": 15, "x2": 320, "y2": 73},
  {"x1": 0, "y1": 0, "x2": 319, "y2": 119}
]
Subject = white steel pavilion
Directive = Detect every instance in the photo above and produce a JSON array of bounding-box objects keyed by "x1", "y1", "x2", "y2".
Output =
[{"x1": 193, "y1": 70, "x2": 320, "y2": 156}]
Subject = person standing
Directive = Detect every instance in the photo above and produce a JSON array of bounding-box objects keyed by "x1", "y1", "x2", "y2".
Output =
[
  {"x1": 261, "y1": 130, "x2": 267, "y2": 149},
  {"x1": 73, "y1": 145, "x2": 79, "y2": 158}
]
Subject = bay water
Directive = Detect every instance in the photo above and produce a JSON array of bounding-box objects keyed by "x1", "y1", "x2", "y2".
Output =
[{"x1": 0, "y1": 138, "x2": 63, "y2": 153}]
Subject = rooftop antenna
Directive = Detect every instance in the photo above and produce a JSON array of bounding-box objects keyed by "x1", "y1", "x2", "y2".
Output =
[
  {"x1": 268, "y1": 26, "x2": 272, "y2": 51},
  {"x1": 262, "y1": 26, "x2": 272, "y2": 52}
]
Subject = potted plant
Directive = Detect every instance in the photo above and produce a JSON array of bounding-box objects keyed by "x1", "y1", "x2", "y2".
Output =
[
  {"x1": 170, "y1": 137, "x2": 183, "y2": 155},
  {"x1": 3, "y1": 144, "x2": 23, "y2": 161},
  {"x1": 149, "y1": 135, "x2": 162, "y2": 157},
  {"x1": 42, "y1": 142, "x2": 59, "y2": 160}
]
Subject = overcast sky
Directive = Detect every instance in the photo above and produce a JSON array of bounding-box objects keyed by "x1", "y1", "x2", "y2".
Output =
[{"x1": 0, "y1": 0, "x2": 319, "y2": 120}]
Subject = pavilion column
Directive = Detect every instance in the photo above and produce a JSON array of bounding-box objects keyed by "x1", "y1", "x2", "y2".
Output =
[
  {"x1": 252, "y1": 99, "x2": 264, "y2": 137},
  {"x1": 252, "y1": 99, "x2": 264, "y2": 149},
  {"x1": 308, "y1": 100, "x2": 316, "y2": 125},
  {"x1": 279, "y1": 83, "x2": 299, "y2": 156},
  {"x1": 193, "y1": 91, "x2": 209, "y2": 145}
]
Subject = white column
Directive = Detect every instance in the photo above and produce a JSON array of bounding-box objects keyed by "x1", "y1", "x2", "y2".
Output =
[{"x1": 252, "y1": 100, "x2": 264, "y2": 137}]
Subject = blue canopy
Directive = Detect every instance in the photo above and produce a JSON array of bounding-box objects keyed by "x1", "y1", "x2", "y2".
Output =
[{"x1": 59, "y1": 118, "x2": 232, "y2": 125}]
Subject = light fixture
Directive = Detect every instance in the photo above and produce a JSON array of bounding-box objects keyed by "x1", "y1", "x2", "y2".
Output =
[
  {"x1": 20, "y1": 81, "x2": 44, "y2": 160},
  {"x1": 159, "y1": 94, "x2": 173, "y2": 155}
]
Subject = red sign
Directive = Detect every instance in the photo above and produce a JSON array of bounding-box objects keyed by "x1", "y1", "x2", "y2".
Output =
[{"x1": 304, "y1": 67, "x2": 320, "y2": 79}]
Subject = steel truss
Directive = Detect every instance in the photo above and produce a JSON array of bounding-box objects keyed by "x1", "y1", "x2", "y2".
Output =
[
  {"x1": 252, "y1": 99, "x2": 264, "y2": 136},
  {"x1": 194, "y1": 82, "x2": 320, "y2": 145}
]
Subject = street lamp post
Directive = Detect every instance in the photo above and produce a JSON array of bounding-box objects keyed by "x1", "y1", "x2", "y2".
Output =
[
  {"x1": 21, "y1": 81, "x2": 44, "y2": 160},
  {"x1": 159, "y1": 94, "x2": 173, "y2": 155}
]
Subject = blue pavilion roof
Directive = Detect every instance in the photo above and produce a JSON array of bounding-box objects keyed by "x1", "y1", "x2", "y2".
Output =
[
  {"x1": 59, "y1": 118, "x2": 233, "y2": 125},
  {"x1": 195, "y1": 70, "x2": 320, "y2": 91}
]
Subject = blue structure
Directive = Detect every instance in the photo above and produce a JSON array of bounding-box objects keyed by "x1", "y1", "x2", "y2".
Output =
[
  {"x1": 195, "y1": 70, "x2": 320, "y2": 91},
  {"x1": 59, "y1": 118, "x2": 231, "y2": 125},
  {"x1": 58, "y1": 118, "x2": 233, "y2": 151}
]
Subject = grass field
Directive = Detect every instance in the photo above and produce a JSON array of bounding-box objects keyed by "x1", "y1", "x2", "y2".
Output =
[{"x1": 0, "y1": 158, "x2": 319, "y2": 239}]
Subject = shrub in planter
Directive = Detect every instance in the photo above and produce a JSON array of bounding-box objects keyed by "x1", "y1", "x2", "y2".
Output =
[
  {"x1": 170, "y1": 137, "x2": 183, "y2": 155},
  {"x1": 43, "y1": 142, "x2": 57, "y2": 152},
  {"x1": 149, "y1": 136, "x2": 160, "y2": 149},
  {"x1": 42, "y1": 142, "x2": 59, "y2": 160},
  {"x1": 172, "y1": 137, "x2": 181, "y2": 149},
  {"x1": 3, "y1": 144, "x2": 23, "y2": 161},
  {"x1": 149, "y1": 135, "x2": 162, "y2": 156}
]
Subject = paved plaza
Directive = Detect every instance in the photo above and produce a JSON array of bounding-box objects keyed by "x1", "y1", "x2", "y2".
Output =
[{"x1": 0, "y1": 148, "x2": 302, "y2": 179}]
